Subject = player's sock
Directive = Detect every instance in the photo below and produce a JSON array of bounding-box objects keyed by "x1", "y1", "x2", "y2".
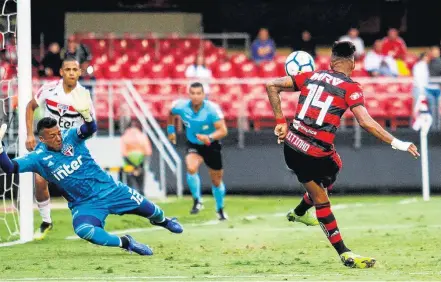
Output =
[
  {"x1": 36, "y1": 199, "x2": 52, "y2": 224},
  {"x1": 74, "y1": 223, "x2": 120, "y2": 247},
  {"x1": 294, "y1": 192, "x2": 314, "y2": 216},
  {"x1": 212, "y1": 182, "x2": 226, "y2": 211},
  {"x1": 315, "y1": 202, "x2": 350, "y2": 255},
  {"x1": 186, "y1": 173, "x2": 201, "y2": 201},
  {"x1": 119, "y1": 235, "x2": 130, "y2": 249}
]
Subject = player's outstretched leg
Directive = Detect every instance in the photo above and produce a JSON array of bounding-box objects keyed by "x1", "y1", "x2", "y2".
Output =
[
  {"x1": 127, "y1": 195, "x2": 183, "y2": 234},
  {"x1": 286, "y1": 192, "x2": 318, "y2": 226},
  {"x1": 34, "y1": 174, "x2": 53, "y2": 240},
  {"x1": 304, "y1": 181, "x2": 376, "y2": 268},
  {"x1": 185, "y1": 154, "x2": 204, "y2": 214},
  {"x1": 73, "y1": 215, "x2": 153, "y2": 256},
  {"x1": 209, "y1": 168, "x2": 227, "y2": 220}
]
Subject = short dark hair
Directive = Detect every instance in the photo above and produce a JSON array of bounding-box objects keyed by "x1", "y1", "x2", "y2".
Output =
[
  {"x1": 189, "y1": 82, "x2": 204, "y2": 92},
  {"x1": 331, "y1": 41, "x2": 356, "y2": 60},
  {"x1": 62, "y1": 56, "x2": 79, "y2": 67},
  {"x1": 37, "y1": 117, "x2": 58, "y2": 134}
]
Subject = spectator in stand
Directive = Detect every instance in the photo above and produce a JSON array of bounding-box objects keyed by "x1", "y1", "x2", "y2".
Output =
[
  {"x1": 412, "y1": 52, "x2": 431, "y2": 107},
  {"x1": 121, "y1": 119, "x2": 152, "y2": 196},
  {"x1": 61, "y1": 35, "x2": 93, "y2": 75},
  {"x1": 297, "y1": 30, "x2": 316, "y2": 58},
  {"x1": 382, "y1": 28, "x2": 407, "y2": 60},
  {"x1": 427, "y1": 46, "x2": 441, "y2": 128},
  {"x1": 251, "y1": 28, "x2": 276, "y2": 64},
  {"x1": 40, "y1": 42, "x2": 62, "y2": 78},
  {"x1": 185, "y1": 54, "x2": 212, "y2": 97},
  {"x1": 364, "y1": 39, "x2": 398, "y2": 77},
  {"x1": 339, "y1": 28, "x2": 365, "y2": 59}
]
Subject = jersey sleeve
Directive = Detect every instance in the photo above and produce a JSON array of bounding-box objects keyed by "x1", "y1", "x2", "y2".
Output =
[
  {"x1": 13, "y1": 151, "x2": 39, "y2": 173},
  {"x1": 345, "y1": 84, "x2": 365, "y2": 109},
  {"x1": 209, "y1": 103, "x2": 224, "y2": 123},
  {"x1": 64, "y1": 127, "x2": 83, "y2": 144},
  {"x1": 34, "y1": 85, "x2": 49, "y2": 107},
  {"x1": 290, "y1": 72, "x2": 313, "y2": 91},
  {"x1": 170, "y1": 99, "x2": 186, "y2": 115}
]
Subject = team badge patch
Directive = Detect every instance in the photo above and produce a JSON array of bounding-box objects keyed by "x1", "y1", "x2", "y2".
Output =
[
  {"x1": 350, "y1": 92, "x2": 362, "y2": 100},
  {"x1": 61, "y1": 144, "x2": 74, "y2": 156},
  {"x1": 57, "y1": 104, "x2": 69, "y2": 116}
]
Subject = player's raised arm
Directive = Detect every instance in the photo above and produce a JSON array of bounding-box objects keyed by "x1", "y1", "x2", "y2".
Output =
[
  {"x1": 70, "y1": 87, "x2": 97, "y2": 140},
  {"x1": 351, "y1": 105, "x2": 419, "y2": 158},
  {"x1": 167, "y1": 100, "x2": 182, "y2": 145},
  {"x1": 265, "y1": 76, "x2": 294, "y2": 142}
]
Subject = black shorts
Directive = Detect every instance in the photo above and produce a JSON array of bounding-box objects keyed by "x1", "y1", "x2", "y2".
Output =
[
  {"x1": 283, "y1": 143, "x2": 342, "y2": 188},
  {"x1": 186, "y1": 141, "x2": 223, "y2": 170}
]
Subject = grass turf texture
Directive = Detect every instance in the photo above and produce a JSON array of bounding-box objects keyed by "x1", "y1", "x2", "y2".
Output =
[{"x1": 0, "y1": 195, "x2": 440, "y2": 281}]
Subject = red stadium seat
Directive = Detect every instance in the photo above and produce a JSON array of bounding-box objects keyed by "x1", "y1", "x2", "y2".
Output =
[
  {"x1": 216, "y1": 48, "x2": 227, "y2": 59},
  {"x1": 124, "y1": 64, "x2": 145, "y2": 79},
  {"x1": 134, "y1": 84, "x2": 154, "y2": 96},
  {"x1": 399, "y1": 83, "x2": 413, "y2": 93},
  {"x1": 205, "y1": 53, "x2": 220, "y2": 69},
  {"x1": 213, "y1": 61, "x2": 235, "y2": 78},
  {"x1": 132, "y1": 39, "x2": 155, "y2": 54},
  {"x1": 153, "y1": 84, "x2": 176, "y2": 95},
  {"x1": 113, "y1": 39, "x2": 130, "y2": 54},
  {"x1": 160, "y1": 54, "x2": 176, "y2": 71},
  {"x1": 258, "y1": 61, "x2": 278, "y2": 78},
  {"x1": 250, "y1": 100, "x2": 275, "y2": 130},
  {"x1": 274, "y1": 54, "x2": 287, "y2": 76},
  {"x1": 237, "y1": 62, "x2": 258, "y2": 78},
  {"x1": 159, "y1": 39, "x2": 172, "y2": 53},
  {"x1": 242, "y1": 84, "x2": 266, "y2": 97},
  {"x1": 315, "y1": 55, "x2": 330, "y2": 70},
  {"x1": 171, "y1": 64, "x2": 187, "y2": 79},
  {"x1": 137, "y1": 53, "x2": 153, "y2": 67},
  {"x1": 145, "y1": 63, "x2": 167, "y2": 79},
  {"x1": 387, "y1": 96, "x2": 412, "y2": 130},
  {"x1": 230, "y1": 53, "x2": 248, "y2": 69},
  {"x1": 182, "y1": 53, "x2": 197, "y2": 65},
  {"x1": 202, "y1": 40, "x2": 216, "y2": 53},
  {"x1": 103, "y1": 63, "x2": 122, "y2": 79}
]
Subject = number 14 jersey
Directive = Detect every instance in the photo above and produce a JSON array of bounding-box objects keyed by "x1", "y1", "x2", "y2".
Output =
[{"x1": 287, "y1": 70, "x2": 365, "y2": 157}]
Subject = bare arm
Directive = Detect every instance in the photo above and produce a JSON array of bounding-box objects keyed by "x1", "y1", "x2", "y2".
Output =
[
  {"x1": 352, "y1": 105, "x2": 419, "y2": 157},
  {"x1": 210, "y1": 119, "x2": 228, "y2": 140},
  {"x1": 25, "y1": 98, "x2": 38, "y2": 136},
  {"x1": 265, "y1": 76, "x2": 295, "y2": 119},
  {"x1": 352, "y1": 105, "x2": 395, "y2": 144}
]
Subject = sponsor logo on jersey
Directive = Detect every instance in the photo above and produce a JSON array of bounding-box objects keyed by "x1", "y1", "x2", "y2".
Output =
[
  {"x1": 202, "y1": 125, "x2": 209, "y2": 130},
  {"x1": 310, "y1": 72, "x2": 343, "y2": 86},
  {"x1": 61, "y1": 144, "x2": 74, "y2": 157},
  {"x1": 350, "y1": 92, "x2": 362, "y2": 100},
  {"x1": 48, "y1": 161, "x2": 54, "y2": 167},
  {"x1": 43, "y1": 155, "x2": 53, "y2": 160},
  {"x1": 52, "y1": 156, "x2": 83, "y2": 180}
]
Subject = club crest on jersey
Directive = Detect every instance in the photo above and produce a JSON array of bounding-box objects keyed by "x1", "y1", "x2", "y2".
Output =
[
  {"x1": 350, "y1": 92, "x2": 362, "y2": 100},
  {"x1": 61, "y1": 144, "x2": 74, "y2": 156},
  {"x1": 57, "y1": 104, "x2": 69, "y2": 116}
]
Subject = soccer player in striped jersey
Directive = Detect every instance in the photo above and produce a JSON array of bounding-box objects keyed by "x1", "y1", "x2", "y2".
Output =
[
  {"x1": 25, "y1": 57, "x2": 95, "y2": 240},
  {"x1": 265, "y1": 41, "x2": 419, "y2": 268}
]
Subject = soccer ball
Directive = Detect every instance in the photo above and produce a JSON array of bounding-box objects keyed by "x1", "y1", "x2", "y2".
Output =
[{"x1": 284, "y1": 51, "x2": 315, "y2": 75}]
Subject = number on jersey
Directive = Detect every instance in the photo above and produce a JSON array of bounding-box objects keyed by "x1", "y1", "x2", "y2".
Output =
[{"x1": 297, "y1": 84, "x2": 334, "y2": 126}]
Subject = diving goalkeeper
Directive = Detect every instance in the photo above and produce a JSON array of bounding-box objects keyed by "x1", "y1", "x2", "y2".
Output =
[{"x1": 0, "y1": 88, "x2": 183, "y2": 255}]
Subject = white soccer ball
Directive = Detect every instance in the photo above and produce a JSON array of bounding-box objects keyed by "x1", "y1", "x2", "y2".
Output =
[{"x1": 284, "y1": 51, "x2": 315, "y2": 75}]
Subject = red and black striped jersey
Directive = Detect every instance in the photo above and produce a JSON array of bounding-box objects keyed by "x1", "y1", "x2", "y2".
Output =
[{"x1": 285, "y1": 70, "x2": 364, "y2": 157}]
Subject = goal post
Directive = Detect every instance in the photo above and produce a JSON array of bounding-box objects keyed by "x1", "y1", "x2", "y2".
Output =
[{"x1": 17, "y1": 0, "x2": 33, "y2": 242}]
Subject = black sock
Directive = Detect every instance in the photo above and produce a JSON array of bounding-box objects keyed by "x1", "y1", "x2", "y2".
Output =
[
  {"x1": 120, "y1": 236, "x2": 130, "y2": 249},
  {"x1": 294, "y1": 193, "x2": 314, "y2": 216}
]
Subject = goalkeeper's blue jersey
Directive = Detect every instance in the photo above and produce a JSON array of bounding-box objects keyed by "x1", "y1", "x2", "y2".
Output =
[
  {"x1": 14, "y1": 128, "x2": 119, "y2": 208},
  {"x1": 170, "y1": 99, "x2": 224, "y2": 145}
]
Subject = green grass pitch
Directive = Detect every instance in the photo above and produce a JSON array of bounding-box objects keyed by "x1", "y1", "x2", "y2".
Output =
[{"x1": 0, "y1": 195, "x2": 440, "y2": 281}]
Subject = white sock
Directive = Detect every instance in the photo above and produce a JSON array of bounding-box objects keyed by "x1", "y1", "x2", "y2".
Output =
[{"x1": 36, "y1": 199, "x2": 52, "y2": 224}]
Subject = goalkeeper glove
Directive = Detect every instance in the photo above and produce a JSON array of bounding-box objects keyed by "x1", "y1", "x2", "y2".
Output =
[
  {"x1": 71, "y1": 87, "x2": 93, "y2": 122},
  {"x1": 0, "y1": 124, "x2": 7, "y2": 154}
]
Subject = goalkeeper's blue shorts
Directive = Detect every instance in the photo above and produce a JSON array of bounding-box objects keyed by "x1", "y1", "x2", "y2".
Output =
[{"x1": 70, "y1": 184, "x2": 146, "y2": 227}]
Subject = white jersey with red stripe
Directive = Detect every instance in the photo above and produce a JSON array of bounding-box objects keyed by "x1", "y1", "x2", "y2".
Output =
[{"x1": 35, "y1": 79, "x2": 95, "y2": 129}]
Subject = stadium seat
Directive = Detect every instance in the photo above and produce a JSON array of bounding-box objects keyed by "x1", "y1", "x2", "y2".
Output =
[
  {"x1": 205, "y1": 53, "x2": 220, "y2": 70},
  {"x1": 230, "y1": 53, "x2": 249, "y2": 69},
  {"x1": 242, "y1": 84, "x2": 266, "y2": 96},
  {"x1": 171, "y1": 64, "x2": 187, "y2": 79},
  {"x1": 258, "y1": 61, "x2": 278, "y2": 78},
  {"x1": 250, "y1": 99, "x2": 275, "y2": 130},
  {"x1": 123, "y1": 64, "x2": 145, "y2": 79},
  {"x1": 315, "y1": 55, "x2": 330, "y2": 70},
  {"x1": 132, "y1": 39, "x2": 155, "y2": 54},
  {"x1": 202, "y1": 40, "x2": 216, "y2": 53},
  {"x1": 213, "y1": 61, "x2": 235, "y2": 78},
  {"x1": 103, "y1": 63, "x2": 122, "y2": 79},
  {"x1": 134, "y1": 84, "x2": 154, "y2": 96},
  {"x1": 237, "y1": 62, "x2": 258, "y2": 78},
  {"x1": 145, "y1": 62, "x2": 167, "y2": 79},
  {"x1": 160, "y1": 54, "x2": 176, "y2": 72},
  {"x1": 274, "y1": 54, "x2": 287, "y2": 76},
  {"x1": 182, "y1": 53, "x2": 197, "y2": 65},
  {"x1": 387, "y1": 95, "x2": 412, "y2": 130}
]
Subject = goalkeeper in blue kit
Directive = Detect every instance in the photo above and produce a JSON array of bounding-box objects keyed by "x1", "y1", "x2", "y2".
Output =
[{"x1": 0, "y1": 88, "x2": 183, "y2": 255}]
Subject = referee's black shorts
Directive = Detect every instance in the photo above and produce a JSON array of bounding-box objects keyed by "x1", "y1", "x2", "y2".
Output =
[
  {"x1": 283, "y1": 143, "x2": 342, "y2": 188},
  {"x1": 186, "y1": 141, "x2": 223, "y2": 170}
]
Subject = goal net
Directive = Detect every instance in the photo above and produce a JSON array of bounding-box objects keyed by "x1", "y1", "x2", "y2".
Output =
[{"x1": 0, "y1": 0, "x2": 34, "y2": 246}]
